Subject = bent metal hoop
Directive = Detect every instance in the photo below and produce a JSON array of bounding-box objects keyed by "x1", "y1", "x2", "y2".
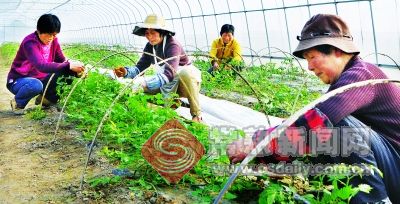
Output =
[{"x1": 213, "y1": 78, "x2": 400, "y2": 204}]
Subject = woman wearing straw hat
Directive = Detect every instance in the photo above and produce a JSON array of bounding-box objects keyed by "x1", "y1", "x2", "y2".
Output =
[
  {"x1": 114, "y1": 14, "x2": 202, "y2": 122},
  {"x1": 227, "y1": 14, "x2": 400, "y2": 203}
]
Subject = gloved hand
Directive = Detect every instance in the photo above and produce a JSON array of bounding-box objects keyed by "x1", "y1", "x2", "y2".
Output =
[
  {"x1": 114, "y1": 66, "x2": 127, "y2": 77},
  {"x1": 226, "y1": 137, "x2": 255, "y2": 164},
  {"x1": 69, "y1": 60, "x2": 85, "y2": 73},
  {"x1": 229, "y1": 108, "x2": 333, "y2": 165}
]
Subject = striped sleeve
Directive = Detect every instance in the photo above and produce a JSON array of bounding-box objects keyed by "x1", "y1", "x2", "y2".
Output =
[{"x1": 317, "y1": 66, "x2": 376, "y2": 124}]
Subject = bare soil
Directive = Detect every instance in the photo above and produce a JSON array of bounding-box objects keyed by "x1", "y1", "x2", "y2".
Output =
[
  {"x1": 0, "y1": 58, "x2": 119, "y2": 203},
  {"x1": 0, "y1": 58, "x2": 191, "y2": 204}
]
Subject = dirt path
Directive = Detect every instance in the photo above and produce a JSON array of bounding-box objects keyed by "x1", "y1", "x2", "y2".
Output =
[
  {"x1": 0, "y1": 60, "x2": 108, "y2": 203},
  {"x1": 0, "y1": 58, "x2": 193, "y2": 204}
]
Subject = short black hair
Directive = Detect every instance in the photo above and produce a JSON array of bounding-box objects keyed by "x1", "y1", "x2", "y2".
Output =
[
  {"x1": 220, "y1": 24, "x2": 234, "y2": 36},
  {"x1": 314, "y1": 44, "x2": 335, "y2": 55},
  {"x1": 303, "y1": 44, "x2": 353, "y2": 58},
  {"x1": 154, "y1": 29, "x2": 173, "y2": 36},
  {"x1": 37, "y1": 14, "x2": 61, "y2": 34}
]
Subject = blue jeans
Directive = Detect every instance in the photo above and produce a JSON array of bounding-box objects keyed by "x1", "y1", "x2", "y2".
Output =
[
  {"x1": 7, "y1": 71, "x2": 75, "y2": 108},
  {"x1": 7, "y1": 77, "x2": 42, "y2": 108},
  {"x1": 314, "y1": 116, "x2": 400, "y2": 203}
]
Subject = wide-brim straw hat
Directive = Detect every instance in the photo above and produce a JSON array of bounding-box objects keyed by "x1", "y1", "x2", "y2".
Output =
[
  {"x1": 293, "y1": 14, "x2": 359, "y2": 59},
  {"x1": 132, "y1": 14, "x2": 175, "y2": 36}
]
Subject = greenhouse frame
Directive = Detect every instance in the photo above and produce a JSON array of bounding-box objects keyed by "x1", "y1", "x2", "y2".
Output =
[{"x1": 1, "y1": 0, "x2": 400, "y2": 68}]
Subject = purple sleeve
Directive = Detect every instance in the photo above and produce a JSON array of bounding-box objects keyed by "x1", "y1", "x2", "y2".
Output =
[
  {"x1": 136, "y1": 43, "x2": 153, "y2": 71},
  {"x1": 316, "y1": 67, "x2": 376, "y2": 124},
  {"x1": 23, "y1": 40, "x2": 69, "y2": 73}
]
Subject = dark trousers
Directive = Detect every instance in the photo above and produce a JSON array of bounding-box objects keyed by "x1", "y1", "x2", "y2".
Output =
[
  {"x1": 40, "y1": 71, "x2": 75, "y2": 103},
  {"x1": 7, "y1": 70, "x2": 75, "y2": 107},
  {"x1": 314, "y1": 116, "x2": 400, "y2": 203}
]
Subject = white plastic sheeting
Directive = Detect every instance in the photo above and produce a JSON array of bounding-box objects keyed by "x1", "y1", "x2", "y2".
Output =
[
  {"x1": 1, "y1": 0, "x2": 400, "y2": 68},
  {"x1": 177, "y1": 95, "x2": 283, "y2": 133}
]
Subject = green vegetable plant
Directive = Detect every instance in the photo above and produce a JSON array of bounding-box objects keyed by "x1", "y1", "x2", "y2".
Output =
[{"x1": 0, "y1": 43, "x2": 377, "y2": 203}]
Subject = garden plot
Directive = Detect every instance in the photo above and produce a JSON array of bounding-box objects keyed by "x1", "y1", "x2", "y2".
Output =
[{"x1": 0, "y1": 43, "x2": 372, "y2": 203}]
